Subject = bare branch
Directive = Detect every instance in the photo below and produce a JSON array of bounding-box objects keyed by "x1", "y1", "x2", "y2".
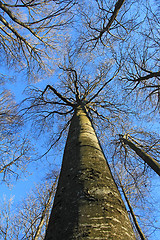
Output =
[
  {"x1": 42, "y1": 85, "x2": 75, "y2": 107},
  {"x1": 87, "y1": 70, "x2": 120, "y2": 104}
]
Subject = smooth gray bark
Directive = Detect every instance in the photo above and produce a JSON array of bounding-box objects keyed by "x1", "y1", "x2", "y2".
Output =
[
  {"x1": 45, "y1": 107, "x2": 135, "y2": 239},
  {"x1": 120, "y1": 136, "x2": 160, "y2": 177}
]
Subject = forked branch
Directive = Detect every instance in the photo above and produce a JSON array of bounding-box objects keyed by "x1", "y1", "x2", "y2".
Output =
[{"x1": 42, "y1": 85, "x2": 75, "y2": 107}]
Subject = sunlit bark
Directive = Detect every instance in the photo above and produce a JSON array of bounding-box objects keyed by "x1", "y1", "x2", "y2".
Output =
[
  {"x1": 45, "y1": 106, "x2": 135, "y2": 239},
  {"x1": 120, "y1": 135, "x2": 160, "y2": 176}
]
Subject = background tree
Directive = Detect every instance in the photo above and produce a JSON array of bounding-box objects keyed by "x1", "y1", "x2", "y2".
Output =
[
  {"x1": 111, "y1": 130, "x2": 160, "y2": 238},
  {"x1": 119, "y1": 133, "x2": 160, "y2": 176},
  {"x1": 75, "y1": 0, "x2": 160, "y2": 110},
  {"x1": 0, "y1": 173, "x2": 58, "y2": 239},
  {"x1": 0, "y1": 79, "x2": 34, "y2": 184},
  {"x1": 0, "y1": 0, "x2": 75, "y2": 80}
]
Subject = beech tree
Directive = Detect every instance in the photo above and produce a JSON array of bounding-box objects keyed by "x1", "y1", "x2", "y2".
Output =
[
  {"x1": 20, "y1": 53, "x2": 160, "y2": 238},
  {"x1": 119, "y1": 134, "x2": 160, "y2": 176},
  {"x1": 45, "y1": 105, "x2": 136, "y2": 239},
  {"x1": 111, "y1": 130, "x2": 160, "y2": 237},
  {"x1": 1, "y1": 0, "x2": 159, "y2": 239}
]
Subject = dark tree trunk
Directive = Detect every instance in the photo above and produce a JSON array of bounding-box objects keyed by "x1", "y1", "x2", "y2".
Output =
[{"x1": 45, "y1": 106, "x2": 135, "y2": 240}]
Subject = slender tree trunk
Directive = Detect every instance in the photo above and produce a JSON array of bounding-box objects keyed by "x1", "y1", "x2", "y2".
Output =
[
  {"x1": 120, "y1": 136, "x2": 160, "y2": 176},
  {"x1": 117, "y1": 176, "x2": 146, "y2": 240},
  {"x1": 45, "y1": 106, "x2": 135, "y2": 240},
  {"x1": 34, "y1": 180, "x2": 57, "y2": 240}
]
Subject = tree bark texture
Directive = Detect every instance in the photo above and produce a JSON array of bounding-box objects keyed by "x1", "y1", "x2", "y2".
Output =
[{"x1": 45, "y1": 106, "x2": 135, "y2": 240}]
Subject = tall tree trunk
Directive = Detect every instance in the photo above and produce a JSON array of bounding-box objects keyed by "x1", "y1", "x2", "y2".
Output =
[
  {"x1": 117, "y1": 175, "x2": 146, "y2": 240},
  {"x1": 45, "y1": 106, "x2": 135, "y2": 240},
  {"x1": 120, "y1": 135, "x2": 160, "y2": 176}
]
